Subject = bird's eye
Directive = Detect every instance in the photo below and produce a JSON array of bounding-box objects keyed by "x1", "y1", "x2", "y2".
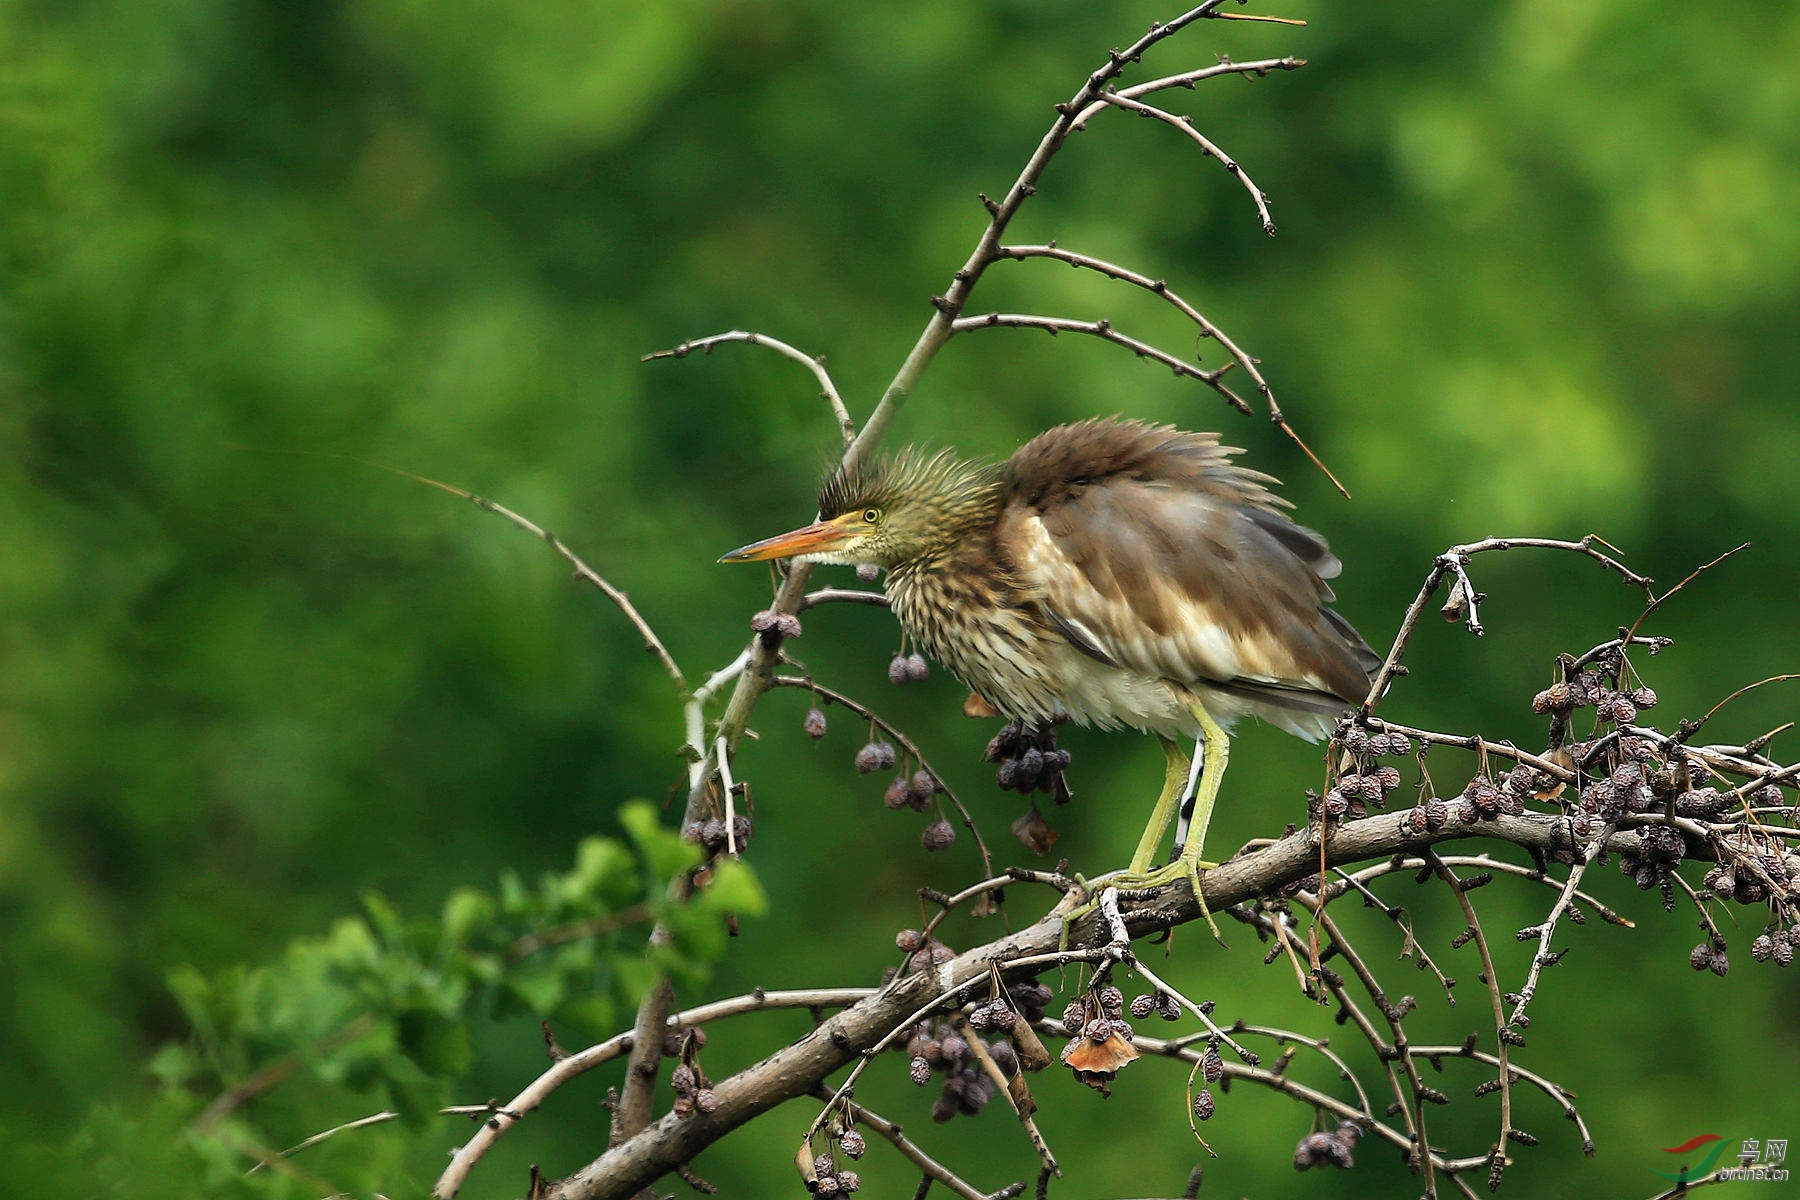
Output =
[{"x1": 862, "y1": 508, "x2": 881, "y2": 523}]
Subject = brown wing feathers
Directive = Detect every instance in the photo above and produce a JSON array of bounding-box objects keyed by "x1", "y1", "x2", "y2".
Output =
[{"x1": 1002, "y1": 418, "x2": 1375, "y2": 707}]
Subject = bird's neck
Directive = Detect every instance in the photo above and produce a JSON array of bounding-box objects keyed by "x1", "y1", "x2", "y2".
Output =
[{"x1": 892, "y1": 486, "x2": 1004, "y2": 575}]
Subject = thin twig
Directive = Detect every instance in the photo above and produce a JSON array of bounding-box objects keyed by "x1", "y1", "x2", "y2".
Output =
[
  {"x1": 1363, "y1": 538, "x2": 1656, "y2": 713},
  {"x1": 801, "y1": 587, "x2": 892, "y2": 611},
  {"x1": 812, "y1": 1086, "x2": 993, "y2": 1200},
  {"x1": 950, "y1": 313, "x2": 1247, "y2": 410},
  {"x1": 772, "y1": 673, "x2": 995, "y2": 882},
  {"x1": 1091, "y1": 92, "x2": 1277, "y2": 235},
  {"x1": 644, "y1": 331, "x2": 855, "y2": 448},
  {"x1": 434, "y1": 988, "x2": 874, "y2": 1198},
  {"x1": 992, "y1": 243, "x2": 1344, "y2": 495}
]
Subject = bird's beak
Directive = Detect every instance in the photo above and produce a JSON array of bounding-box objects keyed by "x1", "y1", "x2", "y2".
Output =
[{"x1": 719, "y1": 516, "x2": 856, "y2": 563}]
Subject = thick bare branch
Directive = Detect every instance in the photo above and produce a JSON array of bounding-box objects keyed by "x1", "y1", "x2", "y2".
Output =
[{"x1": 544, "y1": 811, "x2": 1659, "y2": 1200}]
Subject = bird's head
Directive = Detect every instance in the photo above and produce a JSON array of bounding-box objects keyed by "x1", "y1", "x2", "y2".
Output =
[{"x1": 720, "y1": 448, "x2": 1000, "y2": 570}]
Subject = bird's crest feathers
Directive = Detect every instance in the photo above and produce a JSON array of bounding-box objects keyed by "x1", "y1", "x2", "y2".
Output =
[{"x1": 818, "y1": 446, "x2": 1001, "y2": 519}]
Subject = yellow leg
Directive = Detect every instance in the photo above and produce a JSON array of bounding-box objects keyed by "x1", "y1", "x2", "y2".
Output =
[
  {"x1": 1061, "y1": 700, "x2": 1233, "y2": 948},
  {"x1": 1175, "y1": 699, "x2": 1230, "y2": 873},
  {"x1": 1126, "y1": 737, "x2": 1192, "y2": 874}
]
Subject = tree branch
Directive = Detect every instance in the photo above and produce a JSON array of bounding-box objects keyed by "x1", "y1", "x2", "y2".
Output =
[{"x1": 546, "y1": 810, "x2": 1657, "y2": 1200}]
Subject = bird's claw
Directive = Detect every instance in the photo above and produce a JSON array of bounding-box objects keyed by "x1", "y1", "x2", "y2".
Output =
[{"x1": 1056, "y1": 860, "x2": 1225, "y2": 951}]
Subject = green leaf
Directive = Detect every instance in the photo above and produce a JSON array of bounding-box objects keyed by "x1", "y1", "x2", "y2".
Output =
[
  {"x1": 441, "y1": 887, "x2": 496, "y2": 951},
  {"x1": 616, "y1": 798, "x2": 701, "y2": 888},
  {"x1": 696, "y1": 858, "x2": 767, "y2": 919},
  {"x1": 396, "y1": 1008, "x2": 473, "y2": 1078}
]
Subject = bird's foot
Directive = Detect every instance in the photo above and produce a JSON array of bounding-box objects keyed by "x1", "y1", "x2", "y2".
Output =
[{"x1": 1056, "y1": 858, "x2": 1224, "y2": 951}]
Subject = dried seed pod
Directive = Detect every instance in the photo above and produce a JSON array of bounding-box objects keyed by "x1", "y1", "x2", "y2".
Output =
[
  {"x1": 803, "y1": 707, "x2": 828, "y2": 738},
  {"x1": 1097, "y1": 985, "x2": 1124, "y2": 1018},
  {"x1": 1753, "y1": 934, "x2": 1775, "y2": 963},
  {"x1": 1130, "y1": 993, "x2": 1155, "y2": 1019},
  {"x1": 920, "y1": 820, "x2": 956, "y2": 851},
  {"x1": 883, "y1": 775, "x2": 913, "y2": 809},
  {"x1": 1689, "y1": 943, "x2": 1713, "y2": 972},
  {"x1": 1201, "y1": 1046, "x2": 1224, "y2": 1083},
  {"x1": 1010, "y1": 982, "x2": 1054, "y2": 1017},
  {"x1": 855, "y1": 741, "x2": 897, "y2": 774},
  {"x1": 836, "y1": 1170, "x2": 861, "y2": 1193},
  {"x1": 905, "y1": 653, "x2": 930, "y2": 682},
  {"x1": 855, "y1": 563, "x2": 880, "y2": 582},
  {"x1": 909, "y1": 1055, "x2": 932, "y2": 1085},
  {"x1": 694, "y1": 1088, "x2": 720, "y2": 1114},
  {"x1": 888, "y1": 654, "x2": 911, "y2": 685},
  {"x1": 670, "y1": 1064, "x2": 697, "y2": 1095},
  {"x1": 984, "y1": 721, "x2": 1026, "y2": 762},
  {"x1": 1631, "y1": 686, "x2": 1657, "y2": 709},
  {"x1": 896, "y1": 929, "x2": 924, "y2": 953},
  {"x1": 1343, "y1": 728, "x2": 1372, "y2": 756},
  {"x1": 1193, "y1": 1088, "x2": 1216, "y2": 1121}
]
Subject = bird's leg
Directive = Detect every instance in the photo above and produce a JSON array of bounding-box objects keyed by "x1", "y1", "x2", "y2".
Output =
[
  {"x1": 1171, "y1": 698, "x2": 1231, "y2": 942},
  {"x1": 1060, "y1": 716, "x2": 1232, "y2": 949},
  {"x1": 1168, "y1": 738, "x2": 1206, "y2": 863},
  {"x1": 1126, "y1": 736, "x2": 1192, "y2": 874},
  {"x1": 1177, "y1": 700, "x2": 1230, "y2": 868}
]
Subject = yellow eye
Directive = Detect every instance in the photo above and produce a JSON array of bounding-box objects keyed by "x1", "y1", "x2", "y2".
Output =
[{"x1": 862, "y1": 508, "x2": 881, "y2": 523}]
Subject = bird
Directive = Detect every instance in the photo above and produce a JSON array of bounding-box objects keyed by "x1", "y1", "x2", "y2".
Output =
[{"x1": 720, "y1": 416, "x2": 1380, "y2": 905}]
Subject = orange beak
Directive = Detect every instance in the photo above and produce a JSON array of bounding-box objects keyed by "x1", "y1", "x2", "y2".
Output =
[{"x1": 719, "y1": 516, "x2": 858, "y2": 563}]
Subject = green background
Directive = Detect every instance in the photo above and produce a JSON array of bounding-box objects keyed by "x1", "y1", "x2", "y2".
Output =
[{"x1": 3, "y1": 0, "x2": 1798, "y2": 1195}]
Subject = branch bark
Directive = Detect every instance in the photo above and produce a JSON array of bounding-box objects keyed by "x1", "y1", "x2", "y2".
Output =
[{"x1": 546, "y1": 810, "x2": 1654, "y2": 1200}]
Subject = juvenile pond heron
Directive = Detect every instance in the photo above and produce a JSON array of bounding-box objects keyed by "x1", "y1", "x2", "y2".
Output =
[{"x1": 721, "y1": 417, "x2": 1379, "y2": 900}]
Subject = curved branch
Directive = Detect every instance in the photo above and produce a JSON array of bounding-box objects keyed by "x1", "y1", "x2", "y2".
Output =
[
  {"x1": 1363, "y1": 537, "x2": 1658, "y2": 714},
  {"x1": 846, "y1": 0, "x2": 1243, "y2": 467},
  {"x1": 949, "y1": 312, "x2": 1251, "y2": 414},
  {"x1": 1069, "y1": 58, "x2": 1308, "y2": 130},
  {"x1": 433, "y1": 989, "x2": 874, "y2": 1198},
  {"x1": 800, "y1": 587, "x2": 891, "y2": 611},
  {"x1": 1091, "y1": 92, "x2": 1277, "y2": 235},
  {"x1": 644, "y1": 330, "x2": 854, "y2": 448},
  {"x1": 990, "y1": 244, "x2": 1345, "y2": 494}
]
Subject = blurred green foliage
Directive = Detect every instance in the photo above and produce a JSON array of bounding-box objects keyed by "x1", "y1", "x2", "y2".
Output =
[{"x1": 1, "y1": 0, "x2": 1797, "y2": 1196}]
